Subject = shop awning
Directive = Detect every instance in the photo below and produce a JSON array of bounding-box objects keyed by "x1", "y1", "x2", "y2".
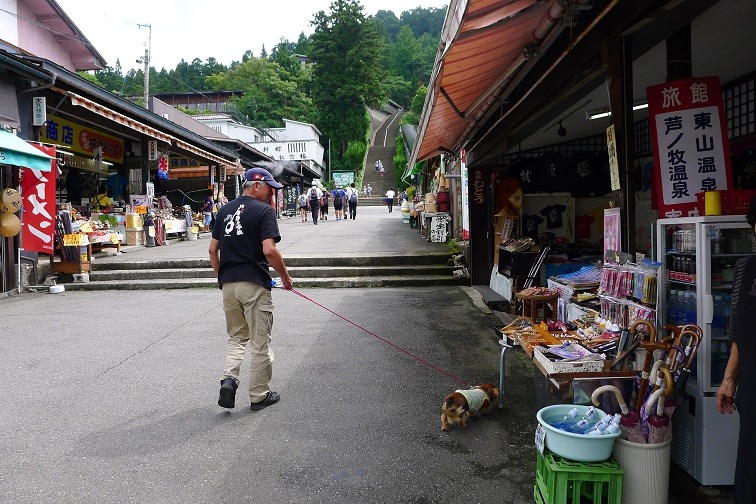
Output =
[
  {"x1": 401, "y1": 161, "x2": 425, "y2": 181},
  {"x1": 410, "y1": 0, "x2": 564, "y2": 165},
  {"x1": 69, "y1": 92, "x2": 175, "y2": 144},
  {"x1": 0, "y1": 129, "x2": 54, "y2": 171},
  {"x1": 174, "y1": 139, "x2": 240, "y2": 170}
]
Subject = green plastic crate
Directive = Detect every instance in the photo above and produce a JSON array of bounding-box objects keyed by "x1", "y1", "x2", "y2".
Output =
[{"x1": 534, "y1": 450, "x2": 623, "y2": 504}]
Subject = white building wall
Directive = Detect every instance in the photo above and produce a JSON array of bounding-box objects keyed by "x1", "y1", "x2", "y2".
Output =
[
  {"x1": 0, "y1": 0, "x2": 19, "y2": 49},
  {"x1": 14, "y1": 2, "x2": 77, "y2": 71}
]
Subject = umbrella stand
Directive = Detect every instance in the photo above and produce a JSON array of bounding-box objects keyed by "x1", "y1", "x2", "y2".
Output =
[{"x1": 591, "y1": 385, "x2": 645, "y2": 444}]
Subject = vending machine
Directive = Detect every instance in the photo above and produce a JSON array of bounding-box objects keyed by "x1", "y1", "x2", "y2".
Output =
[{"x1": 656, "y1": 215, "x2": 753, "y2": 485}]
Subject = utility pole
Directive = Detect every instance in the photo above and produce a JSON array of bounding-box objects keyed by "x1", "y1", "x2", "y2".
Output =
[{"x1": 137, "y1": 23, "x2": 151, "y2": 109}]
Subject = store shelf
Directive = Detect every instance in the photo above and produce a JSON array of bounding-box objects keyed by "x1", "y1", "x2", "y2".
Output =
[{"x1": 665, "y1": 250, "x2": 697, "y2": 256}]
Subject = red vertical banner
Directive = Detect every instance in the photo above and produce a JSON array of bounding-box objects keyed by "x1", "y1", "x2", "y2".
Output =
[
  {"x1": 647, "y1": 76, "x2": 732, "y2": 218},
  {"x1": 22, "y1": 144, "x2": 57, "y2": 254}
]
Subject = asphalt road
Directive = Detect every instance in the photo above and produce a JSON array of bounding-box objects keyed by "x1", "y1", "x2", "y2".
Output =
[{"x1": 0, "y1": 205, "x2": 539, "y2": 504}]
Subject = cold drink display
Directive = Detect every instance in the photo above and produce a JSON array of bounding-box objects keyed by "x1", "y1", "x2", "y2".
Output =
[{"x1": 657, "y1": 216, "x2": 753, "y2": 485}]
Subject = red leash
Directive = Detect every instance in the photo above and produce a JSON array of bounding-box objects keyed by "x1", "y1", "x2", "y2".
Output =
[{"x1": 289, "y1": 288, "x2": 470, "y2": 387}]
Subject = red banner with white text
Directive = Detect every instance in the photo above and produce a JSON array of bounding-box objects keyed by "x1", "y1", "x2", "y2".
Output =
[{"x1": 22, "y1": 144, "x2": 57, "y2": 254}]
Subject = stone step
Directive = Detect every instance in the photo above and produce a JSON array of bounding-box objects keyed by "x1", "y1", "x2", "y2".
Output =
[
  {"x1": 63, "y1": 275, "x2": 464, "y2": 291},
  {"x1": 88, "y1": 264, "x2": 455, "y2": 281},
  {"x1": 91, "y1": 251, "x2": 451, "y2": 271}
]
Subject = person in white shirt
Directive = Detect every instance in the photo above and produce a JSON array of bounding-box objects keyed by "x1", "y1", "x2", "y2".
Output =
[
  {"x1": 385, "y1": 189, "x2": 396, "y2": 213},
  {"x1": 307, "y1": 185, "x2": 323, "y2": 225},
  {"x1": 345, "y1": 183, "x2": 358, "y2": 220}
]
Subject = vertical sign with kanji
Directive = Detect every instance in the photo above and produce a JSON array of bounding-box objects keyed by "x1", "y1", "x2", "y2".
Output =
[
  {"x1": 32, "y1": 97, "x2": 46, "y2": 126},
  {"x1": 606, "y1": 124, "x2": 621, "y2": 192},
  {"x1": 647, "y1": 76, "x2": 732, "y2": 218},
  {"x1": 157, "y1": 154, "x2": 169, "y2": 179},
  {"x1": 22, "y1": 144, "x2": 56, "y2": 254},
  {"x1": 460, "y1": 149, "x2": 470, "y2": 240}
]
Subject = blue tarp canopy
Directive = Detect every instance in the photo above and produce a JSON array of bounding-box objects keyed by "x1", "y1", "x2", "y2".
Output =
[{"x1": 0, "y1": 129, "x2": 53, "y2": 171}]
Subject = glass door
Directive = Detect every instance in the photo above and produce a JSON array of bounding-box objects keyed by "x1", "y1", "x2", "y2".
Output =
[{"x1": 701, "y1": 222, "x2": 755, "y2": 393}]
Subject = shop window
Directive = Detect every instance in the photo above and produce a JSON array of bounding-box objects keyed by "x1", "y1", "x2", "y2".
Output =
[{"x1": 724, "y1": 76, "x2": 755, "y2": 140}]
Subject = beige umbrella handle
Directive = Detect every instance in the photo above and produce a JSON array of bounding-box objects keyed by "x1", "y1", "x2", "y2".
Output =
[
  {"x1": 649, "y1": 360, "x2": 674, "y2": 396},
  {"x1": 591, "y1": 385, "x2": 629, "y2": 415},
  {"x1": 646, "y1": 388, "x2": 666, "y2": 417}
]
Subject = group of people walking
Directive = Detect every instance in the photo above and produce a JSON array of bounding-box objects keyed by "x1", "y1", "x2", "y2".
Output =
[{"x1": 298, "y1": 182, "x2": 360, "y2": 223}]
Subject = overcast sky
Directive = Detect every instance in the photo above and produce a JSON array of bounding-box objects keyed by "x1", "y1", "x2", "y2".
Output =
[{"x1": 55, "y1": 0, "x2": 448, "y2": 72}]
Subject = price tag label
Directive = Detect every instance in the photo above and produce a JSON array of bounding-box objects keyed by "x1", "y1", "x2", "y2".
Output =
[
  {"x1": 135, "y1": 205, "x2": 148, "y2": 215},
  {"x1": 148, "y1": 226, "x2": 155, "y2": 237},
  {"x1": 79, "y1": 222, "x2": 93, "y2": 233},
  {"x1": 535, "y1": 424, "x2": 546, "y2": 455},
  {"x1": 63, "y1": 233, "x2": 84, "y2": 247},
  {"x1": 110, "y1": 233, "x2": 120, "y2": 244}
]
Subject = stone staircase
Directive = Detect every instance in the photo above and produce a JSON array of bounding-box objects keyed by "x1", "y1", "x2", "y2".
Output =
[
  {"x1": 361, "y1": 110, "x2": 404, "y2": 207},
  {"x1": 62, "y1": 251, "x2": 462, "y2": 290}
]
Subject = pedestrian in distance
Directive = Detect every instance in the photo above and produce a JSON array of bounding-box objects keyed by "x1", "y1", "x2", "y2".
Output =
[
  {"x1": 320, "y1": 189, "x2": 330, "y2": 221},
  {"x1": 298, "y1": 191, "x2": 309, "y2": 222},
  {"x1": 346, "y1": 182, "x2": 358, "y2": 220},
  {"x1": 332, "y1": 185, "x2": 346, "y2": 221},
  {"x1": 375, "y1": 160, "x2": 380, "y2": 173},
  {"x1": 716, "y1": 195, "x2": 756, "y2": 504},
  {"x1": 200, "y1": 191, "x2": 214, "y2": 232},
  {"x1": 211, "y1": 195, "x2": 224, "y2": 231},
  {"x1": 379, "y1": 160, "x2": 385, "y2": 177},
  {"x1": 385, "y1": 188, "x2": 396, "y2": 213},
  {"x1": 308, "y1": 185, "x2": 322, "y2": 225},
  {"x1": 209, "y1": 166, "x2": 293, "y2": 412},
  {"x1": 367, "y1": 184, "x2": 372, "y2": 198}
]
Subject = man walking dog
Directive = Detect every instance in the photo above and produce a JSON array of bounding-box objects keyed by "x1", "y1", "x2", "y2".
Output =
[{"x1": 209, "y1": 167, "x2": 293, "y2": 411}]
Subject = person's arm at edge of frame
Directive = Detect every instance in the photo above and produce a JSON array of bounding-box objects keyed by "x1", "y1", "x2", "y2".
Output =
[
  {"x1": 209, "y1": 238, "x2": 220, "y2": 277},
  {"x1": 716, "y1": 341, "x2": 739, "y2": 414},
  {"x1": 263, "y1": 237, "x2": 293, "y2": 290}
]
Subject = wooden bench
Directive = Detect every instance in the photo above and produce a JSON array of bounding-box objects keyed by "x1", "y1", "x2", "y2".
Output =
[{"x1": 472, "y1": 285, "x2": 509, "y2": 311}]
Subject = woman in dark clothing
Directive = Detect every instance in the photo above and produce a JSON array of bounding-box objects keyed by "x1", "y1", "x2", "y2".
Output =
[{"x1": 716, "y1": 196, "x2": 756, "y2": 504}]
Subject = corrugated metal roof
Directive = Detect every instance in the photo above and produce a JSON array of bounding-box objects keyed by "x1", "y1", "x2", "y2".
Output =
[{"x1": 411, "y1": 0, "x2": 559, "y2": 164}]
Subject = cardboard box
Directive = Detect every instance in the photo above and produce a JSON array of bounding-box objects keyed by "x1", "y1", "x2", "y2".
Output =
[
  {"x1": 125, "y1": 228, "x2": 145, "y2": 246},
  {"x1": 126, "y1": 213, "x2": 143, "y2": 228}
]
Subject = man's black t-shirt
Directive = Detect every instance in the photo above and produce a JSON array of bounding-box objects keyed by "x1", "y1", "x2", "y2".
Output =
[{"x1": 212, "y1": 195, "x2": 281, "y2": 290}]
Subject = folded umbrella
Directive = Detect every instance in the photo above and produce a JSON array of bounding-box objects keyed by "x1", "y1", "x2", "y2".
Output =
[
  {"x1": 636, "y1": 337, "x2": 670, "y2": 415},
  {"x1": 673, "y1": 329, "x2": 701, "y2": 394},
  {"x1": 645, "y1": 388, "x2": 672, "y2": 444},
  {"x1": 591, "y1": 384, "x2": 645, "y2": 443}
]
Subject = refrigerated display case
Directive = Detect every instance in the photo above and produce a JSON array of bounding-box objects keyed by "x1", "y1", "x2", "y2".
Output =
[{"x1": 656, "y1": 215, "x2": 753, "y2": 485}]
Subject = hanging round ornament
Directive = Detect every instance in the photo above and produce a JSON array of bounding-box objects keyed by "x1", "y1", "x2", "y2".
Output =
[
  {"x1": 1, "y1": 188, "x2": 22, "y2": 213},
  {"x1": 0, "y1": 212, "x2": 21, "y2": 237}
]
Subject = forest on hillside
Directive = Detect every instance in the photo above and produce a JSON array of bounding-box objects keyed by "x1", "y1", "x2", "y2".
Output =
[{"x1": 81, "y1": 1, "x2": 446, "y2": 172}]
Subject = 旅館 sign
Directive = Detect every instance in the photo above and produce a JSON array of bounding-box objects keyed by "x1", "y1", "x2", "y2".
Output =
[
  {"x1": 41, "y1": 114, "x2": 124, "y2": 164},
  {"x1": 648, "y1": 76, "x2": 732, "y2": 218}
]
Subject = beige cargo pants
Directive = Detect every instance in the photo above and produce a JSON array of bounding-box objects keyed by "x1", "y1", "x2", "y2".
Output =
[{"x1": 221, "y1": 281, "x2": 274, "y2": 403}]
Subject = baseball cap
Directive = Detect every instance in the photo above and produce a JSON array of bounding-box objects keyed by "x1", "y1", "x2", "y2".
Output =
[{"x1": 245, "y1": 167, "x2": 283, "y2": 189}]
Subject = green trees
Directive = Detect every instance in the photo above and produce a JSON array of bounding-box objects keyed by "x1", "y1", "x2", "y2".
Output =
[
  {"x1": 205, "y1": 57, "x2": 314, "y2": 128},
  {"x1": 310, "y1": 0, "x2": 386, "y2": 172}
]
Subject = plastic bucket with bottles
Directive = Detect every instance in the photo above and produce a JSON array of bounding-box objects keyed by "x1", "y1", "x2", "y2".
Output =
[{"x1": 536, "y1": 405, "x2": 621, "y2": 462}]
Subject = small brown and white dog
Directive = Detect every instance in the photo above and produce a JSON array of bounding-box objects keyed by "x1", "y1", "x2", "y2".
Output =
[{"x1": 441, "y1": 383, "x2": 499, "y2": 431}]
